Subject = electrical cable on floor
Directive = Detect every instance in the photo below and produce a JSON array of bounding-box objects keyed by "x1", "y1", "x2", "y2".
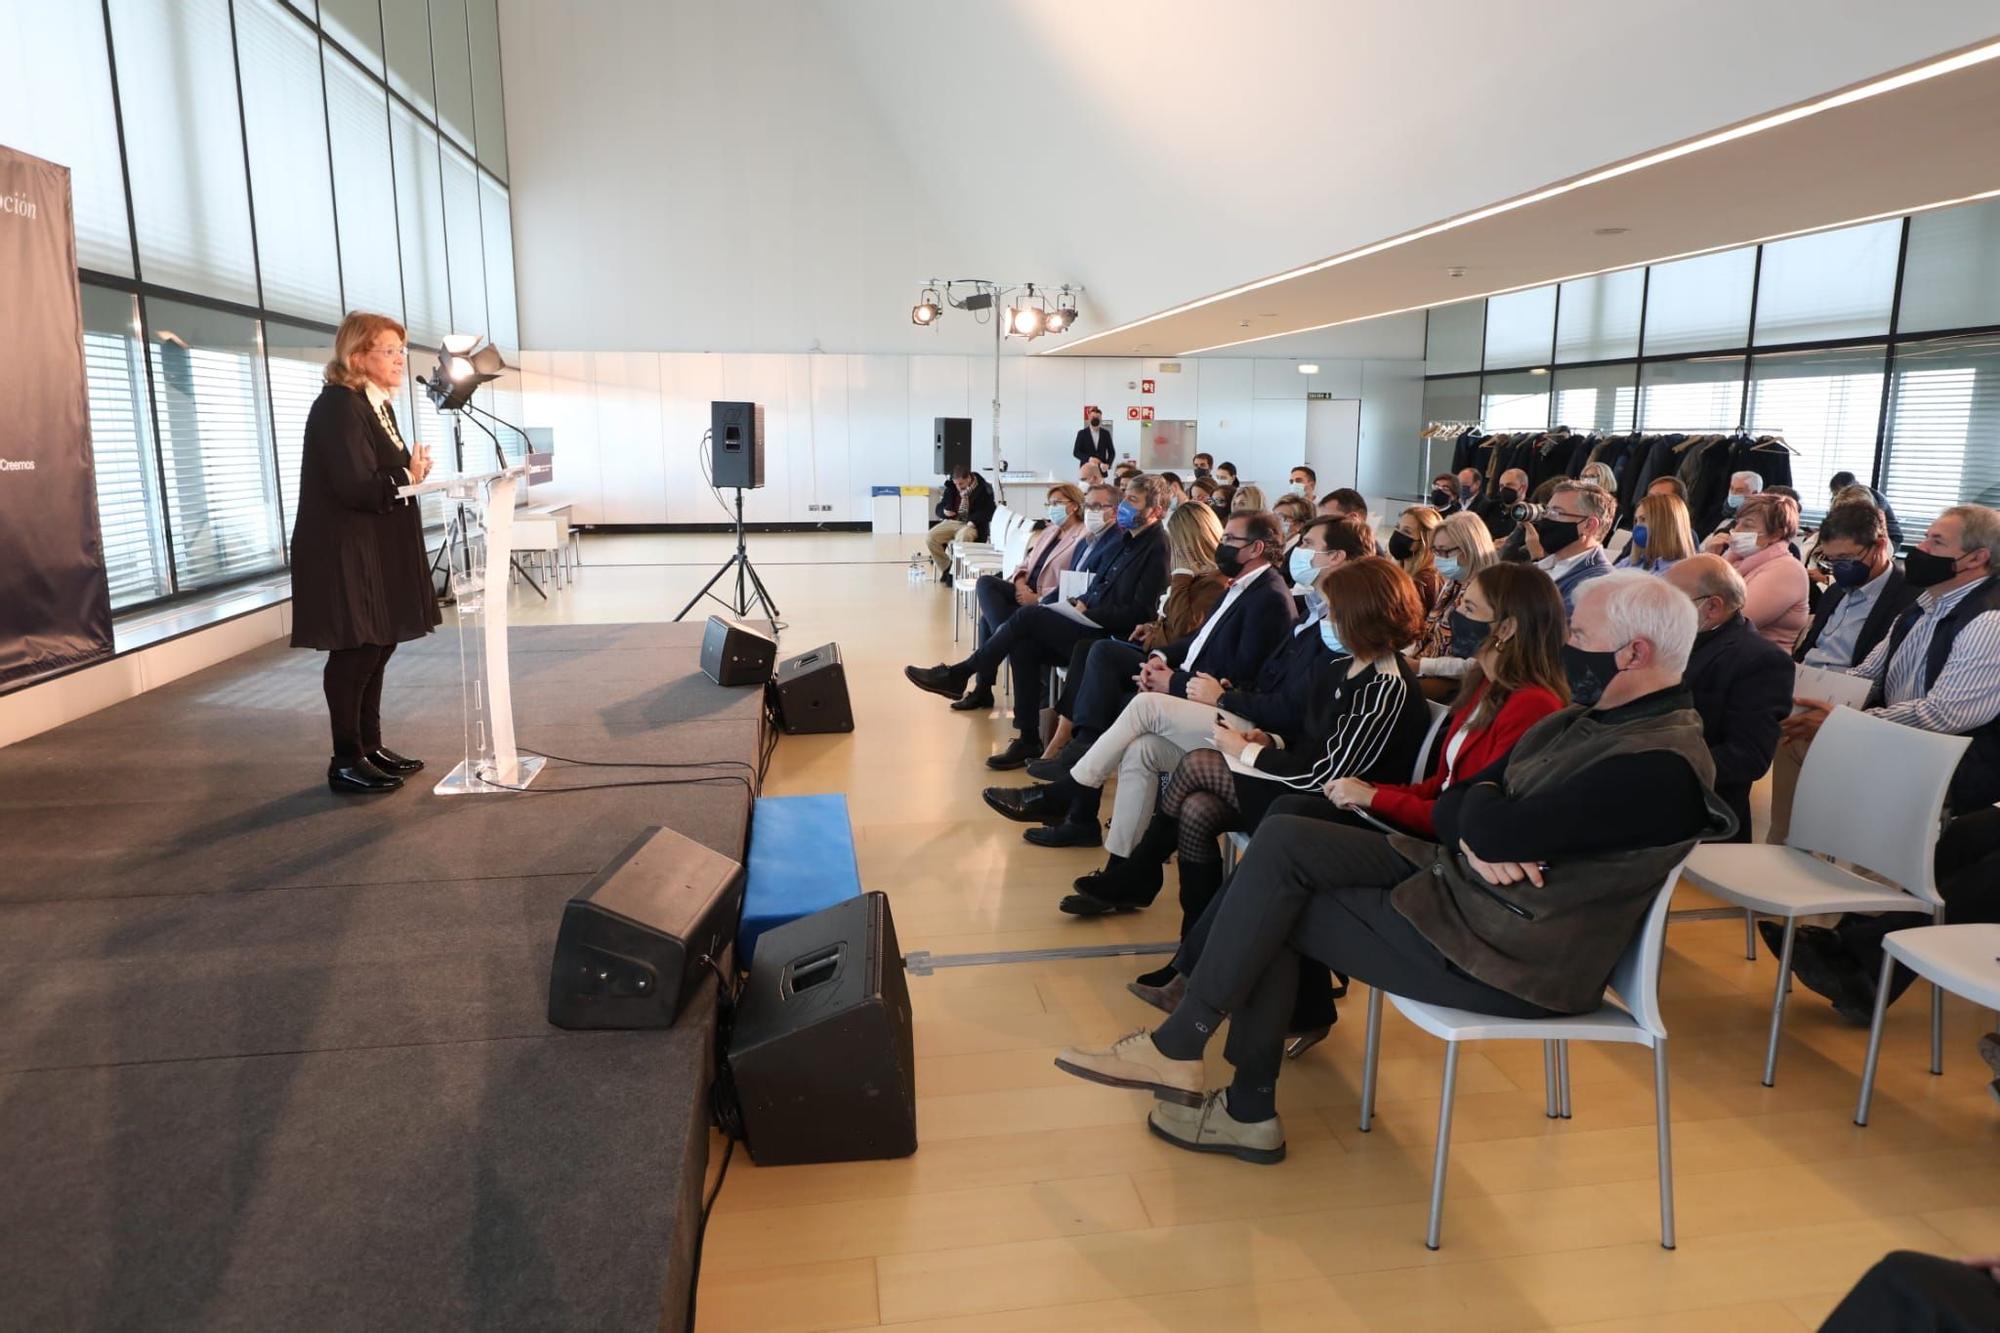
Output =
[{"x1": 687, "y1": 951, "x2": 744, "y2": 1332}]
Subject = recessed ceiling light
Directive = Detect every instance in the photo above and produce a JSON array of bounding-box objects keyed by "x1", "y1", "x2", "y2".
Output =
[
  {"x1": 1297, "y1": 363, "x2": 1320, "y2": 374},
  {"x1": 1594, "y1": 226, "x2": 1630, "y2": 236},
  {"x1": 1445, "y1": 266, "x2": 1467, "y2": 279},
  {"x1": 1257, "y1": 312, "x2": 1279, "y2": 318},
  {"x1": 1528, "y1": 367, "x2": 1550, "y2": 375},
  {"x1": 1238, "y1": 319, "x2": 1251, "y2": 328}
]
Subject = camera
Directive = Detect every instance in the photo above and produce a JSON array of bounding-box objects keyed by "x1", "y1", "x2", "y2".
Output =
[{"x1": 1511, "y1": 502, "x2": 1546, "y2": 522}]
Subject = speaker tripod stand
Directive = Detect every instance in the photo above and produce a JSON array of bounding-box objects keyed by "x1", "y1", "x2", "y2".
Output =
[{"x1": 676, "y1": 488, "x2": 780, "y2": 623}]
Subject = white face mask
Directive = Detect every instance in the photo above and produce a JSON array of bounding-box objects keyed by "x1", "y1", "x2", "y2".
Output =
[
  {"x1": 1083, "y1": 508, "x2": 1109, "y2": 535},
  {"x1": 1730, "y1": 530, "x2": 1762, "y2": 556},
  {"x1": 1046, "y1": 503, "x2": 1068, "y2": 524}
]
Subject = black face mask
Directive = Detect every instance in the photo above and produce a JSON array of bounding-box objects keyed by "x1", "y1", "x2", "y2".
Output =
[
  {"x1": 1561, "y1": 642, "x2": 1623, "y2": 707},
  {"x1": 1214, "y1": 541, "x2": 1249, "y2": 577},
  {"x1": 1387, "y1": 530, "x2": 1416, "y2": 561},
  {"x1": 1497, "y1": 486, "x2": 1520, "y2": 506},
  {"x1": 1903, "y1": 547, "x2": 1965, "y2": 589},
  {"x1": 1427, "y1": 488, "x2": 1454, "y2": 509},
  {"x1": 1448, "y1": 609, "x2": 1492, "y2": 657},
  {"x1": 1088, "y1": 417, "x2": 1101, "y2": 427},
  {"x1": 1534, "y1": 515, "x2": 1583, "y2": 553}
]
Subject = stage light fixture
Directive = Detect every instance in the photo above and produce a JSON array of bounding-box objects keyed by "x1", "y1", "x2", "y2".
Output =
[
  {"x1": 911, "y1": 286, "x2": 941, "y2": 326},
  {"x1": 1048, "y1": 286, "x2": 1079, "y2": 334},
  {"x1": 1009, "y1": 302, "x2": 1044, "y2": 337},
  {"x1": 424, "y1": 333, "x2": 507, "y2": 411}
]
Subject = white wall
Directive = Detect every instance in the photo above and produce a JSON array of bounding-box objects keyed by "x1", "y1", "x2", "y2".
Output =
[{"x1": 517, "y1": 352, "x2": 1424, "y2": 524}]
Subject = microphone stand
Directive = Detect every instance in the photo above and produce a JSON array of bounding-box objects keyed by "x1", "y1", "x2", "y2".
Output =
[{"x1": 419, "y1": 377, "x2": 545, "y2": 600}]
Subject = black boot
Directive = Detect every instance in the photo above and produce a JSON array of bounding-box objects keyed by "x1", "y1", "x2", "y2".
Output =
[
  {"x1": 1176, "y1": 857, "x2": 1225, "y2": 939},
  {"x1": 1060, "y1": 813, "x2": 1176, "y2": 913}
]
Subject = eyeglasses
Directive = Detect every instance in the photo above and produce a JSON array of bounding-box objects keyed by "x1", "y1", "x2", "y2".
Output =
[
  {"x1": 1083, "y1": 501, "x2": 1115, "y2": 511},
  {"x1": 1432, "y1": 543, "x2": 1461, "y2": 558},
  {"x1": 369, "y1": 344, "x2": 408, "y2": 360}
]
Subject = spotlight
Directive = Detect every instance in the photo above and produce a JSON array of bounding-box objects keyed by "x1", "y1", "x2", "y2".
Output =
[
  {"x1": 1047, "y1": 286, "x2": 1079, "y2": 334},
  {"x1": 424, "y1": 333, "x2": 506, "y2": 411},
  {"x1": 911, "y1": 285, "x2": 941, "y2": 326},
  {"x1": 1009, "y1": 302, "x2": 1044, "y2": 337}
]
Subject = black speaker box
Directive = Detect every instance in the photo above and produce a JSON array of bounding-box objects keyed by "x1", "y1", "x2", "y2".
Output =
[
  {"x1": 933, "y1": 416, "x2": 972, "y2": 475},
  {"x1": 547, "y1": 826, "x2": 744, "y2": 1030},
  {"x1": 712, "y1": 400, "x2": 765, "y2": 489},
  {"x1": 770, "y1": 641, "x2": 853, "y2": 734},
  {"x1": 700, "y1": 613, "x2": 776, "y2": 686},
  {"x1": 726, "y1": 891, "x2": 915, "y2": 1165}
]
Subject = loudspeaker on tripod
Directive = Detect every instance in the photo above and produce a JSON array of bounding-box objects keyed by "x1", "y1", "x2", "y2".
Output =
[
  {"x1": 933, "y1": 416, "x2": 971, "y2": 475},
  {"x1": 701, "y1": 614, "x2": 776, "y2": 686},
  {"x1": 770, "y1": 642, "x2": 853, "y2": 734},
  {"x1": 725, "y1": 891, "x2": 916, "y2": 1165},
  {"x1": 712, "y1": 400, "x2": 765, "y2": 490},
  {"x1": 546, "y1": 826, "x2": 745, "y2": 1030}
]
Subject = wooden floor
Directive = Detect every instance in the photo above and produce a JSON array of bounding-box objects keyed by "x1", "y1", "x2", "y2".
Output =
[{"x1": 518, "y1": 532, "x2": 2000, "y2": 1332}]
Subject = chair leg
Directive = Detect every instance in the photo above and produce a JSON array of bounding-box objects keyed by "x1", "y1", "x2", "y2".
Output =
[
  {"x1": 1743, "y1": 909, "x2": 1757, "y2": 961},
  {"x1": 1763, "y1": 917, "x2": 1799, "y2": 1087},
  {"x1": 1425, "y1": 1044, "x2": 1462, "y2": 1250},
  {"x1": 1358, "y1": 988, "x2": 1383, "y2": 1132},
  {"x1": 1542, "y1": 1041, "x2": 1559, "y2": 1119},
  {"x1": 1854, "y1": 950, "x2": 1898, "y2": 1126},
  {"x1": 1653, "y1": 1038, "x2": 1676, "y2": 1250},
  {"x1": 1930, "y1": 982, "x2": 1944, "y2": 1077},
  {"x1": 1557, "y1": 1041, "x2": 1573, "y2": 1119}
]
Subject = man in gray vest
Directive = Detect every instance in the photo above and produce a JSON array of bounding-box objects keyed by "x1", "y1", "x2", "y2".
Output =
[{"x1": 1049, "y1": 570, "x2": 1735, "y2": 1164}]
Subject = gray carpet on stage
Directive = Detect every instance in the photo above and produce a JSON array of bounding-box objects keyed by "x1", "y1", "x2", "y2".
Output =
[{"x1": 0, "y1": 622, "x2": 763, "y2": 1332}]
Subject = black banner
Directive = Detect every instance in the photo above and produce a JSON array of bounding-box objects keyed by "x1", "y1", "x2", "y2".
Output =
[{"x1": 0, "y1": 145, "x2": 111, "y2": 689}]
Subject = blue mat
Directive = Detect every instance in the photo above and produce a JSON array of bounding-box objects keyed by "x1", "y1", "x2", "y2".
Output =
[{"x1": 740, "y1": 794, "x2": 862, "y2": 966}]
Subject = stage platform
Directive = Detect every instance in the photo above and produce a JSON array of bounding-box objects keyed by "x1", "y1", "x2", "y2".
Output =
[{"x1": 0, "y1": 622, "x2": 763, "y2": 1332}]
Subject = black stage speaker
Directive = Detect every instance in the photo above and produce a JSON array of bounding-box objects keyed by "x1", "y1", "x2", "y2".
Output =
[
  {"x1": 933, "y1": 416, "x2": 972, "y2": 475},
  {"x1": 700, "y1": 613, "x2": 776, "y2": 686},
  {"x1": 770, "y1": 642, "x2": 853, "y2": 734},
  {"x1": 547, "y1": 826, "x2": 744, "y2": 1030},
  {"x1": 726, "y1": 891, "x2": 915, "y2": 1165},
  {"x1": 712, "y1": 400, "x2": 765, "y2": 489}
]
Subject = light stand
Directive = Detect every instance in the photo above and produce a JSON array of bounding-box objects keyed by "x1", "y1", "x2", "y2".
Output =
[
  {"x1": 436, "y1": 405, "x2": 545, "y2": 600},
  {"x1": 675, "y1": 486, "x2": 780, "y2": 623}
]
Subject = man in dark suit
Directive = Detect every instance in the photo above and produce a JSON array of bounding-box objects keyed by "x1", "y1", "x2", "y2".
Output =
[
  {"x1": 1073, "y1": 409, "x2": 1114, "y2": 467},
  {"x1": 1476, "y1": 466, "x2": 1529, "y2": 540},
  {"x1": 924, "y1": 463, "x2": 996, "y2": 581},
  {"x1": 1665, "y1": 555, "x2": 1793, "y2": 844}
]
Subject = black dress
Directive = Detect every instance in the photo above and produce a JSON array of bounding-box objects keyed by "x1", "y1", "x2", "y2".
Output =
[{"x1": 289, "y1": 383, "x2": 441, "y2": 650}]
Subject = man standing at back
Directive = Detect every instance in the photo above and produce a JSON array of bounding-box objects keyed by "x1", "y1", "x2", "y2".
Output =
[{"x1": 1074, "y1": 408, "x2": 1114, "y2": 467}]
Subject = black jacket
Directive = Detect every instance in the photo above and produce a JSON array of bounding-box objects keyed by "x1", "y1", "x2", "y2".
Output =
[
  {"x1": 1157, "y1": 565, "x2": 1297, "y2": 697},
  {"x1": 934, "y1": 473, "x2": 996, "y2": 541},
  {"x1": 1073, "y1": 424, "x2": 1114, "y2": 465},
  {"x1": 1793, "y1": 563, "x2": 1918, "y2": 668},
  {"x1": 288, "y1": 384, "x2": 441, "y2": 651},
  {"x1": 1078, "y1": 520, "x2": 1170, "y2": 637},
  {"x1": 1685, "y1": 613, "x2": 1794, "y2": 844},
  {"x1": 1220, "y1": 618, "x2": 1336, "y2": 735}
]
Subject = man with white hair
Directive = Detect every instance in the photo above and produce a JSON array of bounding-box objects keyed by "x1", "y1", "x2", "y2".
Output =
[
  {"x1": 1048, "y1": 570, "x2": 1735, "y2": 1164},
  {"x1": 1702, "y1": 470, "x2": 1766, "y2": 546}
]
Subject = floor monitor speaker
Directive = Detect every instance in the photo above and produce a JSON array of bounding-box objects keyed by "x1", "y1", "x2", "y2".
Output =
[
  {"x1": 700, "y1": 613, "x2": 776, "y2": 686},
  {"x1": 770, "y1": 642, "x2": 853, "y2": 734},
  {"x1": 933, "y1": 416, "x2": 972, "y2": 475},
  {"x1": 712, "y1": 400, "x2": 765, "y2": 489}
]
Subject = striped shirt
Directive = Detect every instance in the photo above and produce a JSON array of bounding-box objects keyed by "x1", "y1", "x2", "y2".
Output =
[
  {"x1": 1239, "y1": 661, "x2": 1410, "y2": 789},
  {"x1": 1849, "y1": 578, "x2": 2000, "y2": 734}
]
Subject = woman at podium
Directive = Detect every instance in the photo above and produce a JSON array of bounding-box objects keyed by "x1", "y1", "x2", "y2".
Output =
[{"x1": 289, "y1": 312, "x2": 440, "y2": 794}]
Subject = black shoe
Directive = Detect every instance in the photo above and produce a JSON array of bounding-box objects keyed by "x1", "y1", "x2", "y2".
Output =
[
  {"x1": 1755, "y1": 918, "x2": 1789, "y2": 958},
  {"x1": 1059, "y1": 891, "x2": 1141, "y2": 916},
  {"x1": 328, "y1": 757, "x2": 402, "y2": 793},
  {"x1": 366, "y1": 746, "x2": 424, "y2": 775},
  {"x1": 1786, "y1": 928, "x2": 1878, "y2": 1025},
  {"x1": 983, "y1": 784, "x2": 1059, "y2": 823},
  {"x1": 905, "y1": 662, "x2": 969, "y2": 700},
  {"x1": 1025, "y1": 821, "x2": 1102, "y2": 848},
  {"x1": 950, "y1": 687, "x2": 996, "y2": 712},
  {"x1": 1025, "y1": 754, "x2": 1071, "y2": 782},
  {"x1": 985, "y1": 737, "x2": 1040, "y2": 770},
  {"x1": 1071, "y1": 857, "x2": 1165, "y2": 909}
]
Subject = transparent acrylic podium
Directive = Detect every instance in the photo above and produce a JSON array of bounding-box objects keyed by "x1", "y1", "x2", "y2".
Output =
[{"x1": 403, "y1": 466, "x2": 545, "y2": 795}]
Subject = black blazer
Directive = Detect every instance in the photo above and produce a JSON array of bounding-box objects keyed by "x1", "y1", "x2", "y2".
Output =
[
  {"x1": 288, "y1": 384, "x2": 441, "y2": 651},
  {"x1": 1078, "y1": 520, "x2": 1169, "y2": 637},
  {"x1": 1685, "y1": 614, "x2": 1794, "y2": 844},
  {"x1": 1220, "y1": 618, "x2": 1336, "y2": 736},
  {"x1": 1158, "y1": 565, "x2": 1296, "y2": 696},
  {"x1": 1792, "y1": 563, "x2": 1918, "y2": 668},
  {"x1": 934, "y1": 473, "x2": 997, "y2": 541},
  {"x1": 1073, "y1": 424, "x2": 1114, "y2": 465}
]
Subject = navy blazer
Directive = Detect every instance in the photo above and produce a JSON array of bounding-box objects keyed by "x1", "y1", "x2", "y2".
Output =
[
  {"x1": 1793, "y1": 562, "x2": 1918, "y2": 668},
  {"x1": 1685, "y1": 613, "x2": 1794, "y2": 844},
  {"x1": 1079, "y1": 521, "x2": 1170, "y2": 637},
  {"x1": 1158, "y1": 564, "x2": 1296, "y2": 696},
  {"x1": 1219, "y1": 616, "x2": 1336, "y2": 735}
]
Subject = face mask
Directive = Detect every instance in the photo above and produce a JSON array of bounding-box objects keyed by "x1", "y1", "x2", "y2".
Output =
[
  {"x1": 1729, "y1": 530, "x2": 1761, "y2": 557},
  {"x1": 1533, "y1": 515, "x2": 1582, "y2": 554},
  {"x1": 1630, "y1": 523, "x2": 1649, "y2": 551},
  {"x1": 1726, "y1": 493, "x2": 1747, "y2": 511},
  {"x1": 1291, "y1": 479, "x2": 1309, "y2": 493},
  {"x1": 1217, "y1": 474, "x2": 1235, "y2": 486},
  {"x1": 1318, "y1": 617, "x2": 1347, "y2": 656},
  {"x1": 1829, "y1": 557, "x2": 1872, "y2": 588},
  {"x1": 1428, "y1": 488, "x2": 1454, "y2": 509},
  {"x1": 1214, "y1": 542, "x2": 1246, "y2": 577},
  {"x1": 1301, "y1": 586, "x2": 1328, "y2": 620},
  {"x1": 1448, "y1": 609, "x2": 1492, "y2": 658},
  {"x1": 1498, "y1": 486, "x2": 1520, "y2": 506},
  {"x1": 1561, "y1": 641, "x2": 1627, "y2": 707},
  {"x1": 1288, "y1": 546, "x2": 1318, "y2": 587},
  {"x1": 1083, "y1": 508, "x2": 1109, "y2": 535},
  {"x1": 1277, "y1": 516, "x2": 1292, "y2": 537},
  {"x1": 1089, "y1": 417, "x2": 1101, "y2": 428},
  {"x1": 1903, "y1": 547, "x2": 1965, "y2": 589},
  {"x1": 1437, "y1": 556, "x2": 1465, "y2": 583},
  {"x1": 1167, "y1": 497, "x2": 1181, "y2": 513},
  {"x1": 1044, "y1": 504, "x2": 1068, "y2": 525},
  {"x1": 1115, "y1": 500, "x2": 1139, "y2": 530},
  {"x1": 1387, "y1": 530, "x2": 1416, "y2": 561}
]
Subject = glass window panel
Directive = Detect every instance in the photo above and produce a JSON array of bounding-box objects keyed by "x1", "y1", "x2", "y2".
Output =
[
  {"x1": 1638, "y1": 357, "x2": 1745, "y2": 431},
  {"x1": 1554, "y1": 269, "x2": 1642, "y2": 363},
  {"x1": 404, "y1": 355, "x2": 455, "y2": 529},
  {"x1": 265, "y1": 321, "x2": 337, "y2": 537},
  {"x1": 1880, "y1": 334, "x2": 2000, "y2": 531},
  {"x1": 440, "y1": 142, "x2": 486, "y2": 338},
  {"x1": 1752, "y1": 220, "x2": 1899, "y2": 345},
  {"x1": 428, "y1": 0, "x2": 476, "y2": 151},
  {"x1": 383, "y1": 0, "x2": 435, "y2": 114},
  {"x1": 479, "y1": 176, "x2": 518, "y2": 354},
  {"x1": 324, "y1": 46, "x2": 404, "y2": 320},
  {"x1": 468, "y1": 0, "x2": 508, "y2": 179},
  {"x1": 0, "y1": 6, "x2": 133, "y2": 274},
  {"x1": 81, "y1": 286, "x2": 172, "y2": 607},
  {"x1": 1422, "y1": 375, "x2": 1479, "y2": 428},
  {"x1": 106, "y1": 0, "x2": 258, "y2": 302},
  {"x1": 1424, "y1": 300, "x2": 1484, "y2": 375},
  {"x1": 391, "y1": 103, "x2": 451, "y2": 342},
  {"x1": 1642, "y1": 247, "x2": 1754, "y2": 356},
  {"x1": 147, "y1": 299, "x2": 285, "y2": 589},
  {"x1": 1898, "y1": 199, "x2": 2000, "y2": 334},
  {"x1": 1481, "y1": 286, "x2": 1556, "y2": 370},
  {"x1": 1745, "y1": 347, "x2": 1885, "y2": 523},
  {"x1": 319, "y1": 0, "x2": 384, "y2": 75},
  {"x1": 1480, "y1": 370, "x2": 1551, "y2": 430},
  {"x1": 1552, "y1": 363, "x2": 1638, "y2": 432},
  {"x1": 237, "y1": 0, "x2": 342, "y2": 321}
]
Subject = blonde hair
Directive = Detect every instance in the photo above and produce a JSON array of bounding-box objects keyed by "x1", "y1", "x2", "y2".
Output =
[
  {"x1": 1434, "y1": 510, "x2": 1498, "y2": 579},
  {"x1": 1045, "y1": 482, "x2": 1085, "y2": 520},
  {"x1": 1397, "y1": 505, "x2": 1441, "y2": 578},
  {"x1": 1632, "y1": 492, "x2": 1697, "y2": 563},
  {"x1": 325, "y1": 311, "x2": 407, "y2": 391},
  {"x1": 1230, "y1": 483, "x2": 1268, "y2": 513},
  {"x1": 1166, "y1": 497, "x2": 1224, "y2": 572}
]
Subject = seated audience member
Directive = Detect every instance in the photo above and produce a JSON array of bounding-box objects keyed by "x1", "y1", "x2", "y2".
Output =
[
  {"x1": 1454, "y1": 467, "x2": 1486, "y2": 517},
  {"x1": 1210, "y1": 483, "x2": 1238, "y2": 518},
  {"x1": 1707, "y1": 492, "x2": 1809, "y2": 649},
  {"x1": 1705, "y1": 469, "x2": 1765, "y2": 540},
  {"x1": 905, "y1": 475, "x2": 1170, "y2": 766},
  {"x1": 1412, "y1": 511, "x2": 1501, "y2": 697},
  {"x1": 1287, "y1": 465, "x2": 1317, "y2": 506},
  {"x1": 1792, "y1": 499, "x2": 1914, "y2": 672},
  {"x1": 1008, "y1": 516, "x2": 1370, "y2": 882},
  {"x1": 1520, "y1": 478, "x2": 1614, "y2": 613},
  {"x1": 1272, "y1": 493, "x2": 1313, "y2": 550},
  {"x1": 1818, "y1": 1247, "x2": 2000, "y2": 1333},
  {"x1": 969, "y1": 483, "x2": 1088, "y2": 676},
  {"x1": 1191, "y1": 450, "x2": 1214, "y2": 480},
  {"x1": 1321, "y1": 487, "x2": 1387, "y2": 556},
  {"x1": 1077, "y1": 456, "x2": 1106, "y2": 487},
  {"x1": 1828, "y1": 468, "x2": 1905, "y2": 546},
  {"x1": 1582, "y1": 462, "x2": 1620, "y2": 509},
  {"x1": 1646, "y1": 475, "x2": 1690, "y2": 505},
  {"x1": 1478, "y1": 467, "x2": 1531, "y2": 539},
  {"x1": 1427, "y1": 473, "x2": 1460, "y2": 511},
  {"x1": 1214, "y1": 461, "x2": 1240, "y2": 488},
  {"x1": 1616, "y1": 491, "x2": 1698, "y2": 573},
  {"x1": 1052, "y1": 571, "x2": 1732, "y2": 1162},
  {"x1": 1230, "y1": 483, "x2": 1268, "y2": 515},
  {"x1": 925, "y1": 463, "x2": 996, "y2": 581},
  {"x1": 1663, "y1": 555, "x2": 1792, "y2": 844},
  {"x1": 1157, "y1": 471, "x2": 1188, "y2": 509},
  {"x1": 1390, "y1": 505, "x2": 1444, "y2": 614},
  {"x1": 1114, "y1": 461, "x2": 1140, "y2": 486},
  {"x1": 1188, "y1": 476, "x2": 1216, "y2": 506}
]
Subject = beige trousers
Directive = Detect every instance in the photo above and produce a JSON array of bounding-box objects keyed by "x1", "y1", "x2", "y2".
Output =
[{"x1": 926, "y1": 519, "x2": 973, "y2": 576}]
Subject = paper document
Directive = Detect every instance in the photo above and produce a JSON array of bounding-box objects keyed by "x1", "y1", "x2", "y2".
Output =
[
  {"x1": 1058, "y1": 570, "x2": 1092, "y2": 601},
  {"x1": 1793, "y1": 663, "x2": 1872, "y2": 715},
  {"x1": 1049, "y1": 599, "x2": 1097, "y2": 627}
]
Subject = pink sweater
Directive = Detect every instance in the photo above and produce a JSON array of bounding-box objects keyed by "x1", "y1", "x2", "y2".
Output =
[
  {"x1": 1727, "y1": 540, "x2": 1810, "y2": 651},
  {"x1": 1020, "y1": 522, "x2": 1087, "y2": 595}
]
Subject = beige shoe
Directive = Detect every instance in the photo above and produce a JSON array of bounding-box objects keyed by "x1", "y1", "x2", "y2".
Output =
[
  {"x1": 1054, "y1": 1029, "x2": 1204, "y2": 1106},
  {"x1": 1148, "y1": 1091, "x2": 1287, "y2": 1164}
]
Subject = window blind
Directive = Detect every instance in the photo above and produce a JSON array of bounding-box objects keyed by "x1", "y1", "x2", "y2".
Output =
[
  {"x1": 266, "y1": 324, "x2": 337, "y2": 539},
  {"x1": 1880, "y1": 334, "x2": 2000, "y2": 530},
  {"x1": 1745, "y1": 347, "x2": 1885, "y2": 522},
  {"x1": 81, "y1": 288, "x2": 172, "y2": 608}
]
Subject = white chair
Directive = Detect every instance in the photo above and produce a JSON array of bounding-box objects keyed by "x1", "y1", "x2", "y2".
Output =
[
  {"x1": 1358, "y1": 857, "x2": 1692, "y2": 1250},
  {"x1": 954, "y1": 518, "x2": 1033, "y2": 643},
  {"x1": 510, "y1": 514, "x2": 565, "y2": 587},
  {"x1": 1681, "y1": 707, "x2": 1968, "y2": 1086},
  {"x1": 1854, "y1": 922, "x2": 2000, "y2": 1124}
]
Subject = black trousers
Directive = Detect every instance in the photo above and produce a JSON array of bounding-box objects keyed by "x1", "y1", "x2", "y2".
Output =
[
  {"x1": 974, "y1": 574, "x2": 1024, "y2": 647},
  {"x1": 1066, "y1": 637, "x2": 1146, "y2": 737},
  {"x1": 1834, "y1": 805, "x2": 2000, "y2": 1007},
  {"x1": 1820, "y1": 1250, "x2": 2000, "y2": 1333},
  {"x1": 1185, "y1": 815, "x2": 1554, "y2": 1096},
  {"x1": 323, "y1": 642, "x2": 397, "y2": 760}
]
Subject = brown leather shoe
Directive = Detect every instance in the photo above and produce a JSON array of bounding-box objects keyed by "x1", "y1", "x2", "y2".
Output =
[{"x1": 1054, "y1": 1029, "x2": 1203, "y2": 1106}]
